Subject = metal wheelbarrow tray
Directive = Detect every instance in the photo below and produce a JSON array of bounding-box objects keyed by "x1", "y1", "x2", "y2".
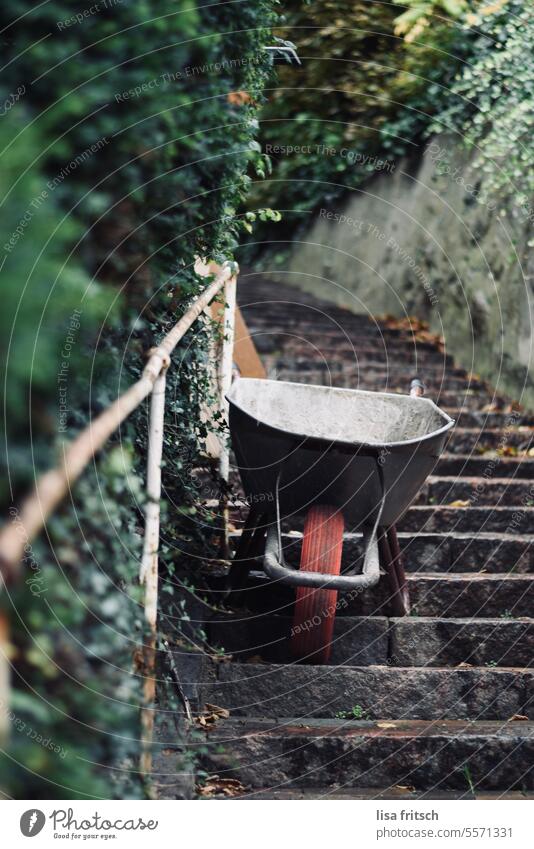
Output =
[{"x1": 227, "y1": 377, "x2": 454, "y2": 662}]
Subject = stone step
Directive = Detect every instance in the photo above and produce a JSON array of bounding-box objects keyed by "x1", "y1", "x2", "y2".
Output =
[
  {"x1": 201, "y1": 717, "x2": 534, "y2": 790},
  {"x1": 236, "y1": 787, "x2": 534, "y2": 800},
  {"x1": 243, "y1": 314, "x2": 423, "y2": 337},
  {"x1": 436, "y1": 454, "x2": 534, "y2": 478},
  {"x1": 390, "y1": 617, "x2": 534, "y2": 668},
  {"x1": 208, "y1": 612, "x2": 389, "y2": 666},
  {"x1": 405, "y1": 574, "x2": 534, "y2": 619},
  {"x1": 273, "y1": 368, "x2": 479, "y2": 394},
  {"x1": 252, "y1": 333, "x2": 449, "y2": 359},
  {"x1": 236, "y1": 571, "x2": 534, "y2": 618},
  {"x1": 398, "y1": 505, "x2": 534, "y2": 535},
  {"x1": 416, "y1": 476, "x2": 534, "y2": 507},
  {"x1": 208, "y1": 612, "x2": 534, "y2": 668},
  {"x1": 201, "y1": 663, "x2": 533, "y2": 721},
  {"x1": 273, "y1": 530, "x2": 533, "y2": 574},
  {"x1": 451, "y1": 410, "x2": 534, "y2": 429},
  {"x1": 263, "y1": 355, "x2": 464, "y2": 381},
  {"x1": 448, "y1": 428, "x2": 534, "y2": 454},
  {"x1": 265, "y1": 371, "x2": 492, "y2": 406},
  {"x1": 279, "y1": 342, "x2": 454, "y2": 367},
  {"x1": 227, "y1": 501, "x2": 534, "y2": 539}
]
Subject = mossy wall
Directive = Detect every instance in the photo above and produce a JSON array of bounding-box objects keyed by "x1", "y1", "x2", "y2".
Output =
[{"x1": 276, "y1": 136, "x2": 534, "y2": 406}]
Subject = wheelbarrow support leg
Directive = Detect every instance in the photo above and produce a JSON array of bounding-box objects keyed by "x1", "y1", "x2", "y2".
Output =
[
  {"x1": 379, "y1": 526, "x2": 410, "y2": 616},
  {"x1": 226, "y1": 506, "x2": 266, "y2": 597}
]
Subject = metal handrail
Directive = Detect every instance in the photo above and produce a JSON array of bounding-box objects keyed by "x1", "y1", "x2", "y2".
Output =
[{"x1": 0, "y1": 258, "x2": 238, "y2": 774}]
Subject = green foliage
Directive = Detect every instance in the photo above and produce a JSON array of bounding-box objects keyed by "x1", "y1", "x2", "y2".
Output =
[
  {"x1": 248, "y1": 0, "x2": 467, "y2": 247},
  {"x1": 393, "y1": 0, "x2": 467, "y2": 40},
  {"x1": 430, "y1": 0, "x2": 534, "y2": 219},
  {"x1": 0, "y1": 0, "x2": 276, "y2": 798}
]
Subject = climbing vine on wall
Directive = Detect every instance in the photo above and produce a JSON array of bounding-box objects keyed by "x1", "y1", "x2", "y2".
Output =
[{"x1": 430, "y1": 0, "x2": 534, "y2": 223}]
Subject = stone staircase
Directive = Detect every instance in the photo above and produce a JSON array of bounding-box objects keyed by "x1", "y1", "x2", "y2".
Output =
[{"x1": 159, "y1": 272, "x2": 534, "y2": 800}]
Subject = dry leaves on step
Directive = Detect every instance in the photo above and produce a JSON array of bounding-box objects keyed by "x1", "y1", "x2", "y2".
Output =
[
  {"x1": 508, "y1": 714, "x2": 529, "y2": 722},
  {"x1": 197, "y1": 776, "x2": 247, "y2": 798},
  {"x1": 195, "y1": 703, "x2": 230, "y2": 727},
  {"x1": 376, "y1": 722, "x2": 397, "y2": 729},
  {"x1": 456, "y1": 662, "x2": 474, "y2": 669},
  {"x1": 448, "y1": 499, "x2": 471, "y2": 508},
  {"x1": 393, "y1": 784, "x2": 416, "y2": 793}
]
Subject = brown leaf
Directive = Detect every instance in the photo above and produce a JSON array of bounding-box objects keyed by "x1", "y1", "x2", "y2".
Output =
[
  {"x1": 376, "y1": 721, "x2": 396, "y2": 729},
  {"x1": 197, "y1": 775, "x2": 247, "y2": 798},
  {"x1": 448, "y1": 499, "x2": 470, "y2": 508},
  {"x1": 205, "y1": 703, "x2": 230, "y2": 719},
  {"x1": 194, "y1": 703, "x2": 230, "y2": 727},
  {"x1": 227, "y1": 91, "x2": 255, "y2": 106},
  {"x1": 393, "y1": 784, "x2": 416, "y2": 793},
  {"x1": 508, "y1": 714, "x2": 529, "y2": 722},
  {"x1": 456, "y1": 662, "x2": 474, "y2": 668}
]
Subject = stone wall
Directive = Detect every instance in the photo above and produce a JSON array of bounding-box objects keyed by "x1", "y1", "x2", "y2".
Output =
[{"x1": 274, "y1": 136, "x2": 534, "y2": 406}]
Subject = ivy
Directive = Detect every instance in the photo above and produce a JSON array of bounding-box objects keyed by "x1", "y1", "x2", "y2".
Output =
[
  {"x1": 247, "y1": 0, "x2": 469, "y2": 251},
  {"x1": 0, "y1": 1, "x2": 276, "y2": 798},
  {"x1": 430, "y1": 0, "x2": 534, "y2": 220}
]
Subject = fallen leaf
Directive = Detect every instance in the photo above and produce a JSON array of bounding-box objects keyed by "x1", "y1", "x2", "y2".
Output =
[
  {"x1": 448, "y1": 499, "x2": 471, "y2": 508},
  {"x1": 393, "y1": 784, "x2": 416, "y2": 793},
  {"x1": 508, "y1": 714, "x2": 529, "y2": 722},
  {"x1": 245, "y1": 654, "x2": 266, "y2": 664},
  {"x1": 194, "y1": 703, "x2": 230, "y2": 727},
  {"x1": 197, "y1": 775, "x2": 247, "y2": 798},
  {"x1": 205, "y1": 703, "x2": 230, "y2": 719},
  {"x1": 456, "y1": 662, "x2": 474, "y2": 668},
  {"x1": 376, "y1": 721, "x2": 396, "y2": 729}
]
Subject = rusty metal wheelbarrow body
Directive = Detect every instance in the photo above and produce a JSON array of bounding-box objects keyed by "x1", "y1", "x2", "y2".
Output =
[{"x1": 226, "y1": 378, "x2": 454, "y2": 661}]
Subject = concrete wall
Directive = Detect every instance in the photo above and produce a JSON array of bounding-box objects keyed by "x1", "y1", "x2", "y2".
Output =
[{"x1": 274, "y1": 136, "x2": 534, "y2": 406}]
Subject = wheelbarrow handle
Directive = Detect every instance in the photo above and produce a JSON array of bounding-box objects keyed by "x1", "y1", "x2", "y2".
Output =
[
  {"x1": 263, "y1": 520, "x2": 380, "y2": 590},
  {"x1": 263, "y1": 458, "x2": 386, "y2": 591}
]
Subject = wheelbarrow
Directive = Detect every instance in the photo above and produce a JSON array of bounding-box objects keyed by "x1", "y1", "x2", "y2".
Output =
[{"x1": 226, "y1": 377, "x2": 454, "y2": 664}]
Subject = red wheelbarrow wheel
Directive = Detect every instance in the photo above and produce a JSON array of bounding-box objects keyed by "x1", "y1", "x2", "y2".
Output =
[{"x1": 291, "y1": 505, "x2": 344, "y2": 664}]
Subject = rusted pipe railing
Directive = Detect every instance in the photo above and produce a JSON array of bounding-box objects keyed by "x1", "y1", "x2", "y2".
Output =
[
  {"x1": 0, "y1": 261, "x2": 235, "y2": 583},
  {"x1": 218, "y1": 272, "x2": 237, "y2": 557},
  {"x1": 0, "y1": 258, "x2": 238, "y2": 780}
]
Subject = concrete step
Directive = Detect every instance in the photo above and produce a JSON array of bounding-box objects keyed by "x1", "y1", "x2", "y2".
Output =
[
  {"x1": 273, "y1": 368, "x2": 480, "y2": 394},
  {"x1": 201, "y1": 717, "x2": 534, "y2": 790},
  {"x1": 448, "y1": 428, "x2": 534, "y2": 454},
  {"x1": 209, "y1": 612, "x2": 534, "y2": 668},
  {"x1": 263, "y1": 504, "x2": 534, "y2": 535},
  {"x1": 252, "y1": 332, "x2": 450, "y2": 359},
  {"x1": 264, "y1": 355, "x2": 463, "y2": 381},
  {"x1": 236, "y1": 787, "x2": 534, "y2": 800},
  {"x1": 416, "y1": 476, "x2": 534, "y2": 507},
  {"x1": 406, "y1": 574, "x2": 534, "y2": 619},
  {"x1": 436, "y1": 454, "x2": 534, "y2": 477},
  {"x1": 390, "y1": 617, "x2": 534, "y2": 668},
  {"x1": 280, "y1": 342, "x2": 454, "y2": 367},
  {"x1": 208, "y1": 612, "x2": 389, "y2": 666},
  {"x1": 273, "y1": 530, "x2": 533, "y2": 574},
  {"x1": 450, "y1": 410, "x2": 534, "y2": 429},
  {"x1": 398, "y1": 505, "x2": 534, "y2": 535},
  {"x1": 201, "y1": 663, "x2": 533, "y2": 721},
  {"x1": 236, "y1": 571, "x2": 534, "y2": 618}
]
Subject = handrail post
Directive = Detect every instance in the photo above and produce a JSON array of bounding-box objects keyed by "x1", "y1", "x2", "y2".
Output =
[
  {"x1": 0, "y1": 610, "x2": 10, "y2": 740},
  {"x1": 139, "y1": 352, "x2": 169, "y2": 780},
  {"x1": 218, "y1": 269, "x2": 237, "y2": 558}
]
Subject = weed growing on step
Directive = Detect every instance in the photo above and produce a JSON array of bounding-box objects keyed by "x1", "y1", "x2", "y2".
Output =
[{"x1": 335, "y1": 705, "x2": 369, "y2": 720}]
